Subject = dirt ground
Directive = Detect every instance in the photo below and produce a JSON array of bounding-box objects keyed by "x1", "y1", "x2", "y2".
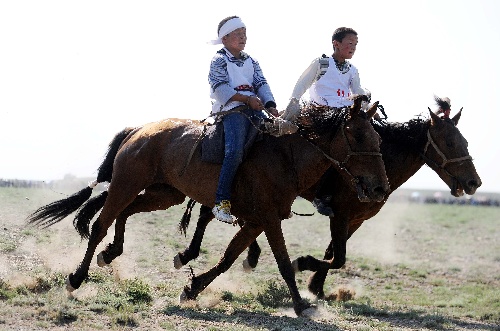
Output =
[{"x1": 1, "y1": 187, "x2": 499, "y2": 330}]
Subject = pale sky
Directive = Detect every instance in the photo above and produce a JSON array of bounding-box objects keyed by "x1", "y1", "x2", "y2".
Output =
[{"x1": 1, "y1": 0, "x2": 499, "y2": 194}]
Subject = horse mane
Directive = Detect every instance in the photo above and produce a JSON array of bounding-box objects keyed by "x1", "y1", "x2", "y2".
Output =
[
  {"x1": 434, "y1": 95, "x2": 451, "y2": 112},
  {"x1": 373, "y1": 94, "x2": 461, "y2": 156},
  {"x1": 372, "y1": 115, "x2": 430, "y2": 153},
  {"x1": 294, "y1": 102, "x2": 351, "y2": 142}
]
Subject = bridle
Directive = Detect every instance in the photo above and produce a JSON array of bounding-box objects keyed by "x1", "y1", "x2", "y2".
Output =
[
  {"x1": 311, "y1": 122, "x2": 383, "y2": 185},
  {"x1": 420, "y1": 129, "x2": 472, "y2": 178}
]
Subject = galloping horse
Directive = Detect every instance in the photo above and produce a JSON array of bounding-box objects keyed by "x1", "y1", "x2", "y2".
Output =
[
  {"x1": 174, "y1": 97, "x2": 482, "y2": 298},
  {"x1": 27, "y1": 96, "x2": 390, "y2": 316}
]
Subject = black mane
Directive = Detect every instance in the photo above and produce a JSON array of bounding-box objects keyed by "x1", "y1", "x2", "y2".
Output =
[
  {"x1": 295, "y1": 102, "x2": 352, "y2": 142},
  {"x1": 373, "y1": 96, "x2": 457, "y2": 154},
  {"x1": 372, "y1": 115, "x2": 430, "y2": 154},
  {"x1": 434, "y1": 95, "x2": 451, "y2": 112}
]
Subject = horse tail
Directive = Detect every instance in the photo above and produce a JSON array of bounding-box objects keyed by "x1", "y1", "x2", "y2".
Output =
[
  {"x1": 96, "y1": 127, "x2": 137, "y2": 183},
  {"x1": 26, "y1": 127, "x2": 136, "y2": 238},
  {"x1": 178, "y1": 198, "x2": 197, "y2": 236},
  {"x1": 73, "y1": 191, "x2": 108, "y2": 239},
  {"x1": 26, "y1": 186, "x2": 95, "y2": 229}
]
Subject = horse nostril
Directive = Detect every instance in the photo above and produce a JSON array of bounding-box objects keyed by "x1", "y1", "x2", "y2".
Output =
[
  {"x1": 373, "y1": 186, "x2": 386, "y2": 196},
  {"x1": 468, "y1": 179, "x2": 480, "y2": 189}
]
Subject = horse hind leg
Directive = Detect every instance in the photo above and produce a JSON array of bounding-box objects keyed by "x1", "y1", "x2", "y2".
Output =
[
  {"x1": 97, "y1": 184, "x2": 186, "y2": 267},
  {"x1": 242, "y1": 239, "x2": 261, "y2": 272},
  {"x1": 67, "y1": 179, "x2": 154, "y2": 291},
  {"x1": 174, "y1": 204, "x2": 214, "y2": 269},
  {"x1": 67, "y1": 211, "x2": 119, "y2": 292}
]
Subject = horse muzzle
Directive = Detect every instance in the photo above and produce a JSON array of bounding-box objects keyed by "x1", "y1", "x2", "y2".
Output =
[
  {"x1": 355, "y1": 178, "x2": 389, "y2": 203},
  {"x1": 451, "y1": 175, "x2": 482, "y2": 197}
]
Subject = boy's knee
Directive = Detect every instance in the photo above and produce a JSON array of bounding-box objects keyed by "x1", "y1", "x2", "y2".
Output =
[{"x1": 224, "y1": 150, "x2": 244, "y2": 163}]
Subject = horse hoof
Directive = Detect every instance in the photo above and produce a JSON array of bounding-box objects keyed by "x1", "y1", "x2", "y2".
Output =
[
  {"x1": 96, "y1": 252, "x2": 108, "y2": 267},
  {"x1": 179, "y1": 289, "x2": 188, "y2": 303},
  {"x1": 173, "y1": 254, "x2": 184, "y2": 270},
  {"x1": 65, "y1": 276, "x2": 76, "y2": 292},
  {"x1": 292, "y1": 259, "x2": 300, "y2": 273},
  {"x1": 242, "y1": 259, "x2": 254, "y2": 272},
  {"x1": 300, "y1": 305, "x2": 318, "y2": 318}
]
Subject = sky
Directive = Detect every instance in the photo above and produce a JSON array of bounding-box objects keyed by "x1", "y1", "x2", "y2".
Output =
[{"x1": 1, "y1": 0, "x2": 499, "y2": 194}]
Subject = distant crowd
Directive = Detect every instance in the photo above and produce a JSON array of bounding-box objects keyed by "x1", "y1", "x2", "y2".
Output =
[
  {"x1": 0, "y1": 176, "x2": 99, "y2": 191},
  {"x1": 409, "y1": 193, "x2": 500, "y2": 207},
  {"x1": 0, "y1": 179, "x2": 49, "y2": 188},
  {"x1": 3, "y1": 178, "x2": 498, "y2": 208}
]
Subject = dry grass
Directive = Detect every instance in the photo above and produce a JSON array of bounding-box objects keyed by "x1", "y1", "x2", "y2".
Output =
[{"x1": 0, "y1": 186, "x2": 499, "y2": 330}]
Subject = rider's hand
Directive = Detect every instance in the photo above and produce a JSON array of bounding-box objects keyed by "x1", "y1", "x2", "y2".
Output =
[
  {"x1": 247, "y1": 95, "x2": 264, "y2": 110},
  {"x1": 267, "y1": 107, "x2": 278, "y2": 117}
]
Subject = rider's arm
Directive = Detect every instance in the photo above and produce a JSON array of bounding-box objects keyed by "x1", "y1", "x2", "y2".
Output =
[{"x1": 281, "y1": 58, "x2": 320, "y2": 121}]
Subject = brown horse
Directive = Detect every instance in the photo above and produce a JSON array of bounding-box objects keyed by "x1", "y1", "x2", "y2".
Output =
[
  {"x1": 174, "y1": 97, "x2": 482, "y2": 299},
  {"x1": 27, "y1": 96, "x2": 389, "y2": 316}
]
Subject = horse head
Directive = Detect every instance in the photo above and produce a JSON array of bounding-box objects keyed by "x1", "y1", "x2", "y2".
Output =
[
  {"x1": 326, "y1": 95, "x2": 390, "y2": 202},
  {"x1": 424, "y1": 100, "x2": 482, "y2": 196}
]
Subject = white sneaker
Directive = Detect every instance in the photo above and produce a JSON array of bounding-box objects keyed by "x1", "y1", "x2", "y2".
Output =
[{"x1": 212, "y1": 200, "x2": 234, "y2": 224}]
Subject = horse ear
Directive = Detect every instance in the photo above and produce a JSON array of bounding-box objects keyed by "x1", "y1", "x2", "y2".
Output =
[
  {"x1": 428, "y1": 107, "x2": 440, "y2": 125},
  {"x1": 349, "y1": 94, "x2": 365, "y2": 117},
  {"x1": 366, "y1": 101, "x2": 379, "y2": 119},
  {"x1": 349, "y1": 95, "x2": 361, "y2": 117},
  {"x1": 452, "y1": 107, "x2": 463, "y2": 125}
]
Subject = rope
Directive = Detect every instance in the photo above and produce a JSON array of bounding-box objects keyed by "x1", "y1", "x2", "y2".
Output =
[{"x1": 420, "y1": 129, "x2": 473, "y2": 178}]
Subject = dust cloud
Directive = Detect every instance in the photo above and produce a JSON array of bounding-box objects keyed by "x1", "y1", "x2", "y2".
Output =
[{"x1": 346, "y1": 202, "x2": 415, "y2": 265}]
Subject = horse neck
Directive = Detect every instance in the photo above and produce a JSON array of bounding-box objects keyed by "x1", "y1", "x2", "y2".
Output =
[
  {"x1": 285, "y1": 134, "x2": 334, "y2": 192},
  {"x1": 378, "y1": 120, "x2": 430, "y2": 191}
]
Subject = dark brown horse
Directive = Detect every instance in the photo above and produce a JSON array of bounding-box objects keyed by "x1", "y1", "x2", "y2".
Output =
[
  {"x1": 174, "y1": 97, "x2": 482, "y2": 299},
  {"x1": 27, "y1": 96, "x2": 389, "y2": 316}
]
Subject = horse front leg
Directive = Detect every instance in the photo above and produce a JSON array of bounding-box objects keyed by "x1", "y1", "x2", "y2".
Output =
[
  {"x1": 306, "y1": 240, "x2": 334, "y2": 298},
  {"x1": 307, "y1": 216, "x2": 352, "y2": 298},
  {"x1": 293, "y1": 214, "x2": 348, "y2": 271},
  {"x1": 174, "y1": 204, "x2": 214, "y2": 269},
  {"x1": 180, "y1": 221, "x2": 263, "y2": 302},
  {"x1": 264, "y1": 221, "x2": 313, "y2": 316}
]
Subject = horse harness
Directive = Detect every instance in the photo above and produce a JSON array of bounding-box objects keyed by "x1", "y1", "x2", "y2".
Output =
[
  {"x1": 420, "y1": 129, "x2": 473, "y2": 178},
  {"x1": 307, "y1": 122, "x2": 383, "y2": 186}
]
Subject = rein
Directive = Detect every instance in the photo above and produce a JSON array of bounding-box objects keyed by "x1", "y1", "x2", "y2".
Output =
[
  {"x1": 306, "y1": 122, "x2": 383, "y2": 185},
  {"x1": 420, "y1": 129, "x2": 472, "y2": 178}
]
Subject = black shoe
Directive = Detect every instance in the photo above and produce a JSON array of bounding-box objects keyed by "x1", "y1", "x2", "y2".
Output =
[{"x1": 312, "y1": 196, "x2": 334, "y2": 216}]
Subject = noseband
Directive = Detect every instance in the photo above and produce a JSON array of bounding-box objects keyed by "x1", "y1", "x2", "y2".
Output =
[{"x1": 421, "y1": 129, "x2": 472, "y2": 177}]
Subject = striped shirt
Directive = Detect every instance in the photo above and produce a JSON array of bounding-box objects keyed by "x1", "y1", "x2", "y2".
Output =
[{"x1": 209, "y1": 48, "x2": 275, "y2": 114}]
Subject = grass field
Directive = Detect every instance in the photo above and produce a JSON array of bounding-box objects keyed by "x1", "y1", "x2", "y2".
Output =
[{"x1": 0, "y1": 186, "x2": 499, "y2": 330}]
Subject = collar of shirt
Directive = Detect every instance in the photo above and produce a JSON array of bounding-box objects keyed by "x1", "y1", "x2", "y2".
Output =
[{"x1": 221, "y1": 48, "x2": 249, "y2": 61}]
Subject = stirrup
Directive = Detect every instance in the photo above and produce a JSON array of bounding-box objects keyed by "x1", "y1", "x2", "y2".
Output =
[{"x1": 312, "y1": 196, "x2": 334, "y2": 217}]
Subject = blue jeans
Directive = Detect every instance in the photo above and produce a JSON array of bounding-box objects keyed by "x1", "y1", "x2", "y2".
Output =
[{"x1": 215, "y1": 108, "x2": 265, "y2": 203}]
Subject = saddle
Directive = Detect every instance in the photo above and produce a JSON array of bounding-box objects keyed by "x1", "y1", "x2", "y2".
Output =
[{"x1": 200, "y1": 109, "x2": 263, "y2": 164}]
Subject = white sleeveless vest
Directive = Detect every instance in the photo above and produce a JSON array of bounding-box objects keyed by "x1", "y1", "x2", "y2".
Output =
[
  {"x1": 211, "y1": 56, "x2": 255, "y2": 114},
  {"x1": 309, "y1": 57, "x2": 358, "y2": 108}
]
